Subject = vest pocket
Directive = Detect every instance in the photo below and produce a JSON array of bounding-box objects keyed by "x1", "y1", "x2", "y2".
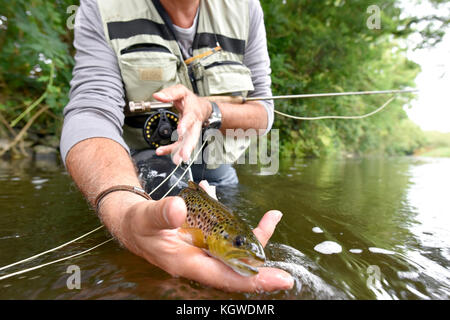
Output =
[
  {"x1": 119, "y1": 48, "x2": 180, "y2": 101},
  {"x1": 120, "y1": 43, "x2": 172, "y2": 55},
  {"x1": 196, "y1": 60, "x2": 255, "y2": 97}
]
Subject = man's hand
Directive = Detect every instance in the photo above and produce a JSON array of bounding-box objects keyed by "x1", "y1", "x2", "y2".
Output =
[
  {"x1": 152, "y1": 84, "x2": 270, "y2": 165},
  {"x1": 153, "y1": 84, "x2": 212, "y2": 165},
  {"x1": 67, "y1": 138, "x2": 292, "y2": 292},
  {"x1": 111, "y1": 180, "x2": 294, "y2": 292}
]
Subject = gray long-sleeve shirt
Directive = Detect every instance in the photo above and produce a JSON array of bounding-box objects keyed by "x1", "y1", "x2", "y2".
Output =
[{"x1": 60, "y1": 0, "x2": 274, "y2": 165}]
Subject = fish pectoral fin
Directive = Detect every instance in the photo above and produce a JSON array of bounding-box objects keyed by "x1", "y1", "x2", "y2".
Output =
[
  {"x1": 181, "y1": 222, "x2": 190, "y2": 229},
  {"x1": 178, "y1": 227, "x2": 207, "y2": 249}
]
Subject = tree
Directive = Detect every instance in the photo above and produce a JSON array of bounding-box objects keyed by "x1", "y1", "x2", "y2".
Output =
[{"x1": 261, "y1": 0, "x2": 447, "y2": 157}]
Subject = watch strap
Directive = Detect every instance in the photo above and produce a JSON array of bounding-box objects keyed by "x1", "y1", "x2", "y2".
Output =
[{"x1": 204, "y1": 101, "x2": 222, "y2": 129}]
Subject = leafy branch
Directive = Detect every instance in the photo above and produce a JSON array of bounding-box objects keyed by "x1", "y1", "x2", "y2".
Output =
[{"x1": 9, "y1": 61, "x2": 55, "y2": 128}]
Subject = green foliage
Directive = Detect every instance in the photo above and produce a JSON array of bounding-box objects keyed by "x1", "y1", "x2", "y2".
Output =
[
  {"x1": 261, "y1": 0, "x2": 444, "y2": 158},
  {"x1": 383, "y1": 120, "x2": 427, "y2": 155},
  {"x1": 416, "y1": 131, "x2": 450, "y2": 157},
  {"x1": 0, "y1": 0, "x2": 76, "y2": 136},
  {"x1": 423, "y1": 131, "x2": 450, "y2": 148}
]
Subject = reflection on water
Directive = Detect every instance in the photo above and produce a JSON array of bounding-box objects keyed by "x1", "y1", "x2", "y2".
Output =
[{"x1": 0, "y1": 156, "x2": 449, "y2": 299}]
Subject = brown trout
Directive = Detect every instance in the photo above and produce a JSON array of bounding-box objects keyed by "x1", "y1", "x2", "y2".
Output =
[{"x1": 178, "y1": 181, "x2": 266, "y2": 276}]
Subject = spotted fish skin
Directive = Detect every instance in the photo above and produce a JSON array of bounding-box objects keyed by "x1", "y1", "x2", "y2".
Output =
[
  {"x1": 178, "y1": 181, "x2": 266, "y2": 276},
  {"x1": 181, "y1": 183, "x2": 240, "y2": 238}
]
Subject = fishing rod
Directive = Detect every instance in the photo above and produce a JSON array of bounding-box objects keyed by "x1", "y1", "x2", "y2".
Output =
[
  {"x1": 128, "y1": 88, "x2": 418, "y2": 149},
  {"x1": 127, "y1": 88, "x2": 419, "y2": 113}
]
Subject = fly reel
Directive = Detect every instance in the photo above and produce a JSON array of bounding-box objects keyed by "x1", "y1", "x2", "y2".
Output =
[{"x1": 143, "y1": 109, "x2": 179, "y2": 149}]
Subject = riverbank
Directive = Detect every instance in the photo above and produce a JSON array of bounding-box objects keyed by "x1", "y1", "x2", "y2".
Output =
[
  {"x1": 1, "y1": 130, "x2": 449, "y2": 166},
  {"x1": 414, "y1": 131, "x2": 450, "y2": 158},
  {"x1": 0, "y1": 131, "x2": 60, "y2": 164}
]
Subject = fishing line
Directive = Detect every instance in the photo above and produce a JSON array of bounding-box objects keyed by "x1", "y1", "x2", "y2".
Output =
[
  {"x1": 161, "y1": 138, "x2": 209, "y2": 199},
  {"x1": 273, "y1": 95, "x2": 396, "y2": 120},
  {"x1": 0, "y1": 138, "x2": 207, "y2": 280},
  {"x1": 147, "y1": 161, "x2": 182, "y2": 197},
  {"x1": 0, "y1": 239, "x2": 113, "y2": 281},
  {"x1": 0, "y1": 225, "x2": 104, "y2": 272}
]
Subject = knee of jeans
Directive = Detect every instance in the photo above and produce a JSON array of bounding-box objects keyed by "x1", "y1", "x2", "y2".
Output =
[{"x1": 208, "y1": 167, "x2": 239, "y2": 186}]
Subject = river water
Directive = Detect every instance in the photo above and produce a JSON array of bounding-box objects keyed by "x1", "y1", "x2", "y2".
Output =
[{"x1": 0, "y1": 156, "x2": 449, "y2": 299}]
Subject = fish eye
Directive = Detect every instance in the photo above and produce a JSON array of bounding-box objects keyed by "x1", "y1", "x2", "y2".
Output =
[{"x1": 233, "y1": 236, "x2": 245, "y2": 247}]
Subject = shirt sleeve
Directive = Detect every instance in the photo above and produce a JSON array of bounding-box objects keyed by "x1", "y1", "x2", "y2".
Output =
[
  {"x1": 244, "y1": 0, "x2": 274, "y2": 135},
  {"x1": 59, "y1": 0, "x2": 129, "y2": 166}
]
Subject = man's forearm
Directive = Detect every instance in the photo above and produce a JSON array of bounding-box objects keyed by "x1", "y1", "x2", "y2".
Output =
[
  {"x1": 65, "y1": 137, "x2": 146, "y2": 244},
  {"x1": 216, "y1": 101, "x2": 269, "y2": 134},
  {"x1": 65, "y1": 137, "x2": 140, "y2": 204}
]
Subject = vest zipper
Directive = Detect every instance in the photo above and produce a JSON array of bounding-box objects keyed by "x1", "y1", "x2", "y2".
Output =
[
  {"x1": 203, "y1": 61, "x2": 243, "y2": 69},
  {"x1": 188, "y1": 65, "x2": 200, "y2": 94},
  {"x1": 120, "y1": 43, "x2": 171, "y2": 55}
]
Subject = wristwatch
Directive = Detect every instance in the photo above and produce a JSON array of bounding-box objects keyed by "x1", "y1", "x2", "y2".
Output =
[{"x1": 203, "y1": 101, "x2": 222, "y2": 129}]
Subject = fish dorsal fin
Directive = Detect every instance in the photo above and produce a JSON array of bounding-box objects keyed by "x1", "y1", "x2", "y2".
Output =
[
  {"x1": 188, "y1": 181, "x2": 200, "y2": 190},
  {"x1": 188, "y1": 181, "x2": 210, "y2": 197}
]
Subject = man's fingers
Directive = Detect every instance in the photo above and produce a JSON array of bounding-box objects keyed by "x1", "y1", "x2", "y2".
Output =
[
  {"x1": 155, "y1": 127, "x2": 201, "y2": 165},
  {"x1": 253, "y1": 210, "x2": 283, "y2": 247},
  {"x1": 179, "y1": 121, "x2": 202, "y2": 162},
  {"x1": 136, "y1": 197, "x2": 187, "y2": 233},
  {"x1": 156, "y1": 141, "x2": 182, "y2": 164},
  {"x1": 156, "y1": 140, "x2": 184, "y2": 165},
  {"x1": 199, "y1": 180, "x2": 217, "y2": 200},
  {"x1": 156, "y1": 112, "x2": 202, "y2": 164},
  {"x1": 153, "y1": 84, "x2": 188, "y2": 102},
  {"x1": 155, "y1": 143, "x2": 177, "y2": 156},
  {"x1": 173, "y1": 207, "x2": 293, "y2": 293},
  {"x1": 177, "y1": 111, "x2": 196, "y2": 137},
  {"x1": 175, "y1": 250, "x2": 294, "y2": 292}
]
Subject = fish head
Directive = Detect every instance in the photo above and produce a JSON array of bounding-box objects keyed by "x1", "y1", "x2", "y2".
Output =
[
  {"x1": 208, "y1": 227, "x2": 266, "y2": 277},
  {"x1": 180, "y1": 181, "x2": 266, "y2": 276}
]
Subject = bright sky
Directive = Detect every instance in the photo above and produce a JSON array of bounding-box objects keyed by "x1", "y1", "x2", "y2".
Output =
[{"x1": 402, "y1": 1, "x2": 450, "y2": 133}]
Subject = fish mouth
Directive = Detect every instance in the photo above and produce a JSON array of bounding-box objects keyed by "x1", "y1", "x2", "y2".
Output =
[
  {"x1": 227, "y1": 257, "x2": 264, "y2": 277},
  {"x1": 223, "y1": 250, "x2": 266, "y2": 277}
]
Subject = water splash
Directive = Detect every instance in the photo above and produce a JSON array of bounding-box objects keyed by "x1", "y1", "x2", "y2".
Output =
[
  {"x1": 314, "y1": 241, "x2": 343, "y2": 254},
  {"x1": 265, "y1": 243, "x2": 346, "y2": 299}
]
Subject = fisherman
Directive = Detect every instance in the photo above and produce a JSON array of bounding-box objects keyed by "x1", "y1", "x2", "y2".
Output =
[{"x1": 60, "y1": 0, "x2": 293, "y2": 292}]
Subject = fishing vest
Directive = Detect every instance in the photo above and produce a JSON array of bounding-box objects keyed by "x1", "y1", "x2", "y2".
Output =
[{"x1": 96, "y1": 0, "x2": 254, "y2": 168}]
